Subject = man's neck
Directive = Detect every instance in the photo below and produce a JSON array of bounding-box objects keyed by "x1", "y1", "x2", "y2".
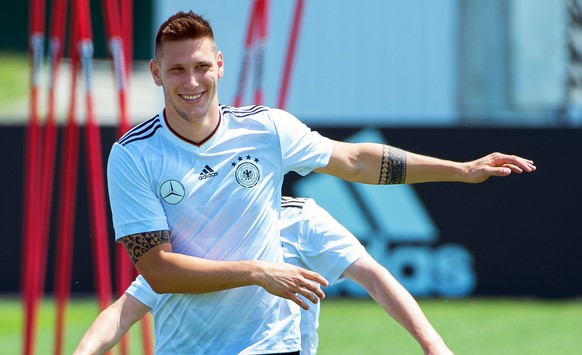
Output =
[{"x1": 164, "y1": 109, "x2": 221, "y2": 145}]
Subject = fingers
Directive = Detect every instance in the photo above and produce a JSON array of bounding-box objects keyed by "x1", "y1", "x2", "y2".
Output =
[
  {"x1": 258, "y1": 262, "x2": 328, "y2": 309},
  {"x1": 468, "y1": 153, "x2": 536, "y2": 183},
  {"x1": 303, "y1": 269, "x2": 329, "y2": 287},
  {"x1": 505, "y1": 158, "x2": 535, "y2": 172},
  {"x1": 302, "y1": 280, "x2": 325, "y2": 301},
  {"x1": 489, "y1": 153, "x2": 536, "y2": 172},
  {"x1": 503, "y1": 163, "x2": 524, "y2": 173},
  {"x1": 289, "y1": 293, "x2": 311, "y2": 311},
  {"x1": 289, "y1": 282, "x2": 325, "y2": 310},
  {"x1": 299, "y1": 270, "x2": 327, "y2": 300},
  {"x1": 486, "y1": 163, "x2": 525, "y2": 178},
  {"x1": 287, "y1": 271, "x2": 327, "y2": 309}
]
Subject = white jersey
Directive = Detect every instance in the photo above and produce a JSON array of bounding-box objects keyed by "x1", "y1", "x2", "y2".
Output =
[
  {"x1": 279, "y1": 197, "x2": 369, "y2": 355},
  {"x1": 107, "y1": 105, "x2": 332, "y2": 355},
  {"x1": 126, "y1": 197, "x2": 369, "y2": 355}
]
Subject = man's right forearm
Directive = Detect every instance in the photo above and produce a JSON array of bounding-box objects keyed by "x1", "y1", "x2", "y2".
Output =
[
  {"x1": 135, "y1": 244, "x2": 265, "y2": 294},
  {"x1": 121, "y1": 231, "x2": 264, "y2": 294},
  {"x1": 133, "y1": 243, "x2": 328, "y2": 310}
]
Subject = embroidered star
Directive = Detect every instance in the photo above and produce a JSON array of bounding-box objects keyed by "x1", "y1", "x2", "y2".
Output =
[{"x1": 232, "y1": 155, "x2": 260, "y2": 168}]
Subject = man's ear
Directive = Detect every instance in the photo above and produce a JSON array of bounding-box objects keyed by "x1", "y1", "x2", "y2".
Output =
[
  {"x1": 217, "y1": 51, "x2": 224, "y2": 79},
  {"x1": 150, "y1": 59, "x2": 163, "y2": 86}
]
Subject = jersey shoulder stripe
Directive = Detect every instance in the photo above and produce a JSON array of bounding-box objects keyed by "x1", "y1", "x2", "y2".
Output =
[
  {"x1": 281, "y1": 196, "x2": 307, "y2": 210},
  {"x1": 118, "y1": 114, "x2": 162, "y2": 146},
  {"x1": 221, "y1": 104, "x2": 269, "y2": 118}
]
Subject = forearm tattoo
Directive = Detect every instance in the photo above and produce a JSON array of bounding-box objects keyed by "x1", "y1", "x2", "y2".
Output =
[
  {"x1": 121, "y1": 230, "x2": 171, "y2": 265},
  {"x1": 378, "y1": 145, "x2": 407, "y2": 184}
]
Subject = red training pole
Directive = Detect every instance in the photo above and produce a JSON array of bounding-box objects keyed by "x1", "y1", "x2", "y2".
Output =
[
  {"x1": 53, "y1": 72, "x2": 80, "y2": 355},
  {"x1": 39, "y1": 0, "x2": 67, "y2": 250},
  {"x1": 37, "y1": 1, "x2": 68, "y2": 353},
  {"x1": 22, "y1": 0, "x2": 45, "y2": 353},
  {"x1": 277, "y1": 0, "x2": 305, "y2": 110},
  {"x1": 53, "y1": 23, "x2": 81, "y2": 355},
  {"x1": 76, "y1": 0, "x2": 113, "y2": 311},
  {"x1": 101, "y1": 0, "x2": 131, "y2": 136},
  {"x1": 32, "y1": 0, "x2": 68, "y2": 353},
  {"x1": 139, "y1": 313, "x2": 154, "y2": 355},
  {"x1": 101, "y1": 0, "x2": 133, "y2": 352},
  {"x1": 53, "y1": 2, "x2": 82, "y2": 354}
]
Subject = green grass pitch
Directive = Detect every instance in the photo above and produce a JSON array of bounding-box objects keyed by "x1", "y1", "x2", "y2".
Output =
[{"x1": 1, "y1": 296, "x2": 581, "y2": 354}]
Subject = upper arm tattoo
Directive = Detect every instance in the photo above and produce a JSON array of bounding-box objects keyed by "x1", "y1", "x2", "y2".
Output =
[
  {"x1": 121, "y1": 230, "x2": 171, "y2": 265},
  {"x1": 378, "y1": 145, "x2": 407, "y2": 184}
]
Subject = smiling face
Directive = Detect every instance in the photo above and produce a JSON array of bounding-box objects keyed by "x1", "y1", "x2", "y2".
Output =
[{"x1": 150, "y1": 36, "x2": 224, "y2": 142}]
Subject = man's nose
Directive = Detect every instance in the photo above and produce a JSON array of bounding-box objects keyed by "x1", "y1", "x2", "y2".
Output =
[{"x1": 185, "y1": 71, "x2": 198, "y2": 87}]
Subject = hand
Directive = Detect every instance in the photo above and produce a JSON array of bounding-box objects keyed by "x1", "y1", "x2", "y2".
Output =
[
  {"x1": 463, "y1": 152, "x2": 536, "y2": 183},
  {"x1": 254, "y1": 260, "x2": 329, "y2": 310}
]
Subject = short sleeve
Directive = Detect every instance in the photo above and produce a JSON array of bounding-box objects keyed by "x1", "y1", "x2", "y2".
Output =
[
  {"x1": 297, "y1": 199, "x2": 369, "y2": 285},
  {"x1": 125, "y1": 274, "x2": 158, "y2": 310},
  {"x1": 107, "y1": 143, "x2": 169, "y2": 240},
  {"x1": 271, "y1": 109, "x2": 333, "y2": 176}
]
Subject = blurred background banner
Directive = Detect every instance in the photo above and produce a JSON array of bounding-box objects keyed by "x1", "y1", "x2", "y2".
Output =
[{"x1": 1, "y1": 125, "x2": 581, "y2": 298}]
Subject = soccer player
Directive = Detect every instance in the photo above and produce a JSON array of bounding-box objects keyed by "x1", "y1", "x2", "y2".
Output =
[
  {"x1": 106, "y1": 10, "x2": 535, "y2": 354},
  {"x1": 74, "y1": 197, "x2": 452, "y2": 355}
]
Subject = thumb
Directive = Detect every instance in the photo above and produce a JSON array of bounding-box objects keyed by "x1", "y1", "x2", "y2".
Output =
[{"x1": 489, "y1": 166, "x2": 512, "y2": 176}]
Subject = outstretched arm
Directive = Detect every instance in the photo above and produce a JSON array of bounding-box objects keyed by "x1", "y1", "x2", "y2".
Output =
[
  {"x1": 344, "y1": 256, "x2": 453, "y2": 355},
  {"x1": 317, "y1": 141, "x2": 536, "y2": 185},
  {"x1": 73, "y1": 293, "x2": 150, "y2": 355},
  {"x1": 123, "y1": 231, "x2": 328, "y2": 310}
]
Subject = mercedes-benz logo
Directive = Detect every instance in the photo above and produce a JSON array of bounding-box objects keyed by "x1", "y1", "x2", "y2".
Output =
[{"x1": 159, "y1": 179, "x2": 185, "y2": 204}]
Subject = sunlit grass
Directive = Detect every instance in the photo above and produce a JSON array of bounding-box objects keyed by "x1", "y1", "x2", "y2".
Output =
[
  {"x1": 3, "y1": 296, "x2": 582, "y2": 355},
  {"x1": 317, "y1": 297, "x2": 582, "y2": 355}
]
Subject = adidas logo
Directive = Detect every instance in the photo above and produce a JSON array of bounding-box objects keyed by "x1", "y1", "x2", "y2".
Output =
[
  {"x1": 293, "y1": 129, "x2": 476, "y2": 298},
  {"x1": 199, "y1": 165, "x2": 219, "y2": 180}
]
